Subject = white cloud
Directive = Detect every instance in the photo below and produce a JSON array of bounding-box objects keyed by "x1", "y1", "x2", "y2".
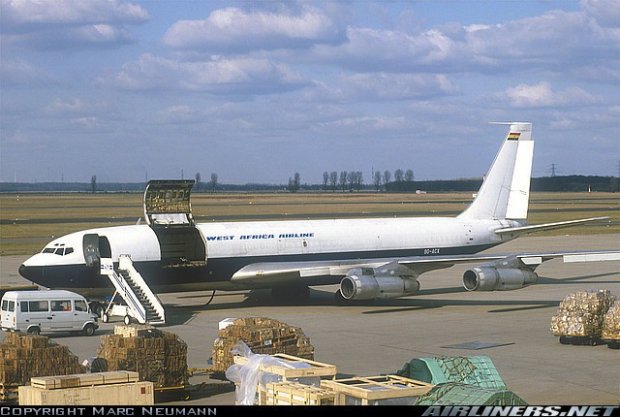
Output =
[
  {"x1": 163, "y1": 6, "x2": 341, "y2": 52},
  {"x1": 1, "y1": 0, "x2": 148, "y2": 29},
  {"x1": 0, "y1": 59, "x2": 54, "y2": 85},
  {"x1": 107, "y1": 54, "x2": 309, "y2": 95},
  {"x1": 501, "y1": 82, "x2": 599, "y2": 108},
  {"x1": 309, "y1": 73, "x2": 458, "y2": 102},
  {"x1": 1, "y1": 0, "x2": 148, "y2": 49},
  {"x1": 581, "y1": 0, "x2": 620, "y2": 28}
]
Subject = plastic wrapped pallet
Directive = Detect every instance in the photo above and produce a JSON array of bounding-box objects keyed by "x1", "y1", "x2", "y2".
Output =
[
  {"x1": 601, "y1": 301, "x2": 620, "y2": 341},
  {"x1": 225, "y1": 341, "x2": 318, "y2": 405},
  {"x1": 550, "y1": 290, "x2": 615, "y2": 337},
  {"x1": 396, "y1": 356, "x2": 506, "y2": 390},
  {"x1": 415, "y1": 383, "x2": 527, "y2": 406},
  {"x1": 96, "y1": 325, "x2": 188, "y2": 388},
  {"x1": 212, "y1": 317, "x2": 314, "y2": 373}
]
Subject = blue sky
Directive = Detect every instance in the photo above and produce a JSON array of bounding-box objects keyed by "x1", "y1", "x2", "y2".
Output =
[{"x1": 1, "y1": 0, "x2": 618, "y2": 184}]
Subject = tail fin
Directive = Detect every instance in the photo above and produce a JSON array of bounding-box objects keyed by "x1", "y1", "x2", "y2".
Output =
[{"x1": 458, "y1": 122, "x2": 534, "y2": 221}]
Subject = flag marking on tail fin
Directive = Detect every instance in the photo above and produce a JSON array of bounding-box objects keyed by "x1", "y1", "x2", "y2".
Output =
[{"x1": 507, "y1": 132, "x2": 520, "y2": 140}]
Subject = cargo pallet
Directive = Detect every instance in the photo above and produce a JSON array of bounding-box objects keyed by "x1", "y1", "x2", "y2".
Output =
[
  {"x1": 259, "y1": 382, "x2": 335, "y2": 405},
  {"x1": 233, "y1": 353, "x2": 337, "y2": 381},
  {"x1": 320, "y1": 375, "x2": 433, "y2": 405},
  {"x1": 0, "y1": 383, "x2": 19, "y2": 403},
  {"x1": 558, "y1": 336, "x2": 603, "y2": 346}
]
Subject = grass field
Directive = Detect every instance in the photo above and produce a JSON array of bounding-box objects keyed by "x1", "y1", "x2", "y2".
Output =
[{"x1": 0, "y1": 192, "x2": 618, "y2": 256}]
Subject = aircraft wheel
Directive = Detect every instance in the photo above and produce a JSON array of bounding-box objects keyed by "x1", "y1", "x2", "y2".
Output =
[
  {"x1": 83, "y1": 323, "x2": 96, "y2": 336},
  {"x1": 123, "y1": 315, "x2": 131, "y2": 326},
  {"x1": 27, "y1": 326, "x2": 41, "y2": 336},
  {"x1": 102, "y1": 313, "x2": 109, "y2": 323}
]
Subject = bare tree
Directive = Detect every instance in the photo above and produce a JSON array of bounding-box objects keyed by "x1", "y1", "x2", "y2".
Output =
[
  {"x1": 373, "y1": 171, "x2": 382, "y2": 191},
  {"x1": 288, "y1": 172, "x2": 301, "y2": 192},
  {"x1": 383, "y1": 170, "x2": 391, "y2": 187},
  {"x1": 323, "y1": 171, "x2": 329, "y2": 191},
  {"x1": 195, "y1": 172, "x2": 202, "y2": 191},
  {"x1": 394, "y1": 169, "x2": 404, "y2": 183},
  {"x1": 90, "y1": 175, "x2": 97, "y2": 194},
  {"x1": 405, "y1": 169, "x2": 414, "y2": 182},
  {"x1": 355, "y1": 171, "x2": 363, "y2": 190},
  {"x1": 348, "y1": 171, "x2": 356, "y2": 191},
  {"x1": 339, "y1": 171, "x2": 348, "y2": 191},
  {"x1": 329, "y1": 171, "x2": 338, "y2": 191},
  {"x1": 210, "y1": 173, "x2": 218, "y2": 192}
]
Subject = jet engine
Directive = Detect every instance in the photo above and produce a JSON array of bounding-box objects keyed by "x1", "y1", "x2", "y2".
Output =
[
  {"x1": 463, "y1": 257, "x2": 538, "y2": 291},
  {"x1": 339, "y1": 266, "x2": 420, "y2": 300}
]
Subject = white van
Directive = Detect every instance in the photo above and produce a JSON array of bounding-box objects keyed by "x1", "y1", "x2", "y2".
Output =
[{"x1": 0, "y1": 290, "x2": 98, "y2": 336}]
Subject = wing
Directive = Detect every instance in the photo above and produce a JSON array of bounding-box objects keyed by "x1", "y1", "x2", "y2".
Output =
[{"x1": 230, "y1": 250, "x2": 620, "y2": 288}]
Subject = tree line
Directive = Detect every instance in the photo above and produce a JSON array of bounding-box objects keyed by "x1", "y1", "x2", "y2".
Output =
[{"x1": 2, "y1": 175, "x2": 617, "y2": 193}]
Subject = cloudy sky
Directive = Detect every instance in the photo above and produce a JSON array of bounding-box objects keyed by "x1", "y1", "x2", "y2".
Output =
[{"x1": 1, "y1": 0, "x2": 619, "y2": 184}]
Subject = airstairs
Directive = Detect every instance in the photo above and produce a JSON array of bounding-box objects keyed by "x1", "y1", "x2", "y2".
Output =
[{"x1": 100, "y1": 255, "x2": 166, "y2": 325}]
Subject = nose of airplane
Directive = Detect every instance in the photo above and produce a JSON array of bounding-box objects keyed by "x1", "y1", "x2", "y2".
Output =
[{"x1": 19, "y1": 263, "x2": 34, "y2": 280}]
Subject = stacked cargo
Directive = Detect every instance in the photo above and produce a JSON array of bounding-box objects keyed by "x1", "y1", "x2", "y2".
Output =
[
  {"x1": 96, "y1": 325, "x2": 188, "y2": 388},
  {"x1": 18, "y1": 371, "x2": 154, "y2": 405},
  {"x1": 601, "y1": 302, "x2": 620, "y2": 349},
  {"x1": 550, "y1": 290, "x2": 615, "y2": 344},
  {"x1": 0, "y1": 332, "x2": 85, "y2": 402},
  {"x1": 212, "y1": 317, "x2": 314, "y2": 373}
]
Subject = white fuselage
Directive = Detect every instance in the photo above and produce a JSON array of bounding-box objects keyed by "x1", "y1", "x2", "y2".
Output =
[{"x1": 20, "y1": 215, "x2": 520, "y2": 295}]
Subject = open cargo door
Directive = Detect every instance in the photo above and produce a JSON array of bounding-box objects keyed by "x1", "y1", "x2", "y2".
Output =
[{"x1": 144, "y1": 180, "x2": 207, "y2": 267}]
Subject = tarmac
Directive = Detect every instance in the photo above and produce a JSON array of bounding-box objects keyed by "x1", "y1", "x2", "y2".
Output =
[{"x1": 1, "y1": 233, "x2": 619, "y2": 405}]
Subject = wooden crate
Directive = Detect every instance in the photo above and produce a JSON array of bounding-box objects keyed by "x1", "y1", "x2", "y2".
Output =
[
  {"x1": 321, "y1": 375, "x2": 433, "y2": 405},
  {"x1": 259, "y1": 382, "x2": 335, "y2": 405},
  {"x1": 30, "y1": 371, "x2": 139, "y2": 390},
  {"x1": 18, "y1": 381, "x2": 153, "y2": 405},
  {"x1": 233, "y1": 353, "x2": 336, "y2": 381}
]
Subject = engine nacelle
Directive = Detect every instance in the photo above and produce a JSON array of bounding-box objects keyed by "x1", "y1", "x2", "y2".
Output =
[
  {"x1": 463, "y1": 259, "x2": 538, "y2": 291},
  {"x1": 339, "y1": 267, "x2": 420, "y2": 300}
]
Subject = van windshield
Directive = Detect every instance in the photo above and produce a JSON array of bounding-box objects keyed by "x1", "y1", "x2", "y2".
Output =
[{"x1": 1, "y1": 300, "x2": 7, "y2": 311}]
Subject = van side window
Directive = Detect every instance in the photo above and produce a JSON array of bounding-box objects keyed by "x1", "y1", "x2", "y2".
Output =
[
  {"x1": 51, "y1": 300, "x2": 71, "y2": 312},
  {"x1": 29, "y1": 300, "x2": 49, "y2": 312},
  {"x1": 74, "y1": 300, "x2": 87, "y2": 312},
  {"x1": 20, "y1": 302, "x2": 29, "y2": 312}
]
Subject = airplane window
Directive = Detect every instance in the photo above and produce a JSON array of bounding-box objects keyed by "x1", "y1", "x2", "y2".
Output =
[
  {"x1": 54, "y1": 248, "x2": 64, "y2": 255},
  {"x1": 43, "y1": 248, "x2": 55, "y2": 253},
  {"x1": 29, "y1": 300, "x2": 49, "y2": 312},
  {"x1": 65, "y1": 248, "x2": 74, "y2": 255}
]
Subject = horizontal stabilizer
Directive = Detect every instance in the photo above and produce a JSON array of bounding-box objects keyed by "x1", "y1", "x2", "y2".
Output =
[{"x1": 495, "y1": 217, "x2": 610, "y2": 236}]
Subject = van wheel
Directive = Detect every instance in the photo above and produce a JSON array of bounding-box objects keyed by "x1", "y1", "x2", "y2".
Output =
[
  {"x1": 102, "y1": 313, "x2": 109, "y2": 323},
  {"x1": 123, "y1": 315, "x2": 131, "y2": 326},
  {"x1": 27, "y1": 326, "x2": 41, "y2": 336},
  {"x1": 83, "y1": 323, "x2": 96, "y2": 336}
]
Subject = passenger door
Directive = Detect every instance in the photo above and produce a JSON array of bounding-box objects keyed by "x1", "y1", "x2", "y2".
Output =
[{"x1": 49, "y1": 299, "x2": 74, "y2": 330}]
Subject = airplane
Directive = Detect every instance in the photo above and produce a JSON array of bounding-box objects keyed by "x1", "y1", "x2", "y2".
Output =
[{"x1": 18, "y1": 122, "x2": 618, "y2": 319}]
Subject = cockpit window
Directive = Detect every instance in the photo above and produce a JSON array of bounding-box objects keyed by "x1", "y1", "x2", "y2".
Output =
[{"x1": 42, "y1": 244, "x2": 74, "y2": 256}]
